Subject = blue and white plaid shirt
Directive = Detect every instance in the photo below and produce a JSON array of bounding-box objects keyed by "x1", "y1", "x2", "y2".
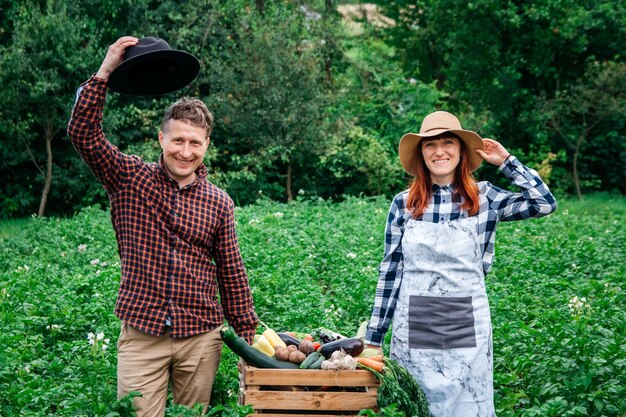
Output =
[{"x1": 365, "y1": 155, "x2": 557, "y2": 345}]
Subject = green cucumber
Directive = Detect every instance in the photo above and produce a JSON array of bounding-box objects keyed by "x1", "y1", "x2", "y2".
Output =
[
  {"x1": 309, "y1": 355, "x2": 325, "y2": 369},
  {"x1": 220, "y1": 326, "x2": 300, "y2": 369},
  {"x1": 300, "y1": 351, "x2": 322, "y2": 369}
]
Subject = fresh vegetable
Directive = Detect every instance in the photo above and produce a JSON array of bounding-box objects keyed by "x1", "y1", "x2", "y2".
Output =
[
  {"x1": 220, "y1": 326, "x2": 299, "y2": 369},
  {"x1": 355, "y1": 320, "x2": 369, "y2": 339},
  {"x1": 356, "y1": 357, "x2": 385, "y2": 373},
  {"x1": 319, "y1": 337, "x2": 364, "y2": 358},
  {"x1": 367, "y1": 357, "x2": 433, "y2": 417},
  {"x1": 314, "y1": 328, "x2": 346, "y2": 344},
  {"x1": 251, "y1": 335, "x2": 275, "y2": 357},
  {"x1": 300, "y1": 351, "x2": 323, "y2": 369},
  {"x1": 288, "y1": 350, "x2": 306, "y2": 364},
  {"x1": 320, "y1": 350, "x2": 358, "y2": 370},
  {"x1": 274, "y1": 346, "x2": 290, "y2": 362},
  {"x1": 358, "y1": 348, "x2": 383, "y2": 358},
  {"x1": 312, "y1": 341, "x2": 321, "y2": 351},
  {"x1": 299, "y1": 339, "x2": 315, "y2": 355},
  {"x1": 309, "y1": 354, "x2": 325, "y2": 369},
  {"x1": 277, "y1": 332, "x2": 301, "y2": 346},
  {"x1": 262, "y1": 328, "x2": 287, "y2": 349}
]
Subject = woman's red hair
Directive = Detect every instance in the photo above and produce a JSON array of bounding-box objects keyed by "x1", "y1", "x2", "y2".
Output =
[{"x1": 406, "y1": 135, "x2": 480, "y2": 219}]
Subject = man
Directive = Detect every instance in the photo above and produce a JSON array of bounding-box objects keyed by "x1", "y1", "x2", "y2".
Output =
[{"x1": 67, "y1": 36, "x2": 258, "y2": 416}]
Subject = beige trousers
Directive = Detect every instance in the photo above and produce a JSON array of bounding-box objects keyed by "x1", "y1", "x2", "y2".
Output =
[{"x1": 117, "y1": 323, "x2": 222, "y2": 417}]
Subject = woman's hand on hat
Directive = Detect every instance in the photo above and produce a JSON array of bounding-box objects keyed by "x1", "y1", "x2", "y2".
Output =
[
  {"x1": 476, "y1": 138, "x2": 511, "y2": 166},
  {"x1": 96, "y1": 36, "x2": 139, "y2": 81}
]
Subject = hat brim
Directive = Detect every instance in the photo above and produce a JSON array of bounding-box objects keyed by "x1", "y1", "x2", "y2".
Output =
[
  {"x1": 398, "y1": 129, "x2": 485, "y2": 176},
  {"x1": 108, "y1": 50, "x2": 200, "y2": 96}
]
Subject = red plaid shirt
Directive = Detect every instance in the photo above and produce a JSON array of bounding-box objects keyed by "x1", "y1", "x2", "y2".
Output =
[{"x1": 68, "y1": 76, "x2": 257, "y2": 341}]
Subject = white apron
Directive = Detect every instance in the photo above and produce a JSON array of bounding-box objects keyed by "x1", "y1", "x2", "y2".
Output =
[{"x1": 391, "y1": 217, "x2": 496, "y2": 417}]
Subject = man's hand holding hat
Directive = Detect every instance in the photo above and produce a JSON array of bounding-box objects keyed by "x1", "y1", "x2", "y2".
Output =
[
  {"x1": 94, "y1": 35, "x2": 200, "y2": 96},
  {"x1": 96, "y1": 36, "x2": 139, "y2": 81}
]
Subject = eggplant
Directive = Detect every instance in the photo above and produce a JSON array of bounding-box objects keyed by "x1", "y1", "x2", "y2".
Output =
[
  {"x1": 276, "y1": 332, "x2": 301, "y2": 347},
  {"x1": 316, "y1": 328, "x2": 346, "y2": 344},
  {"x1": 319, "y1": 337, "x2": 364, "y2": 359}
]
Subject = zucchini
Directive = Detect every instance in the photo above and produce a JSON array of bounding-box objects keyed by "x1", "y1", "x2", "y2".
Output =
[
  {"x1": 220, "y1": 326, "x2": 300, "y2": 369},
  {"x1": 300, "y1": 351, "x2": 323, "y2": 369}
]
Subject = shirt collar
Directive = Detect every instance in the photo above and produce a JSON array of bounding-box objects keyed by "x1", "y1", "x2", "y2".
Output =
[{"x1": 431, "y1": 183, "x2": 454, "y2": 193}]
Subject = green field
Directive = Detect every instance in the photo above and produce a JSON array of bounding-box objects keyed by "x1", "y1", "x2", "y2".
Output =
[{"x1": 1, "y1": 194, "x2": 624, "y2": 416}]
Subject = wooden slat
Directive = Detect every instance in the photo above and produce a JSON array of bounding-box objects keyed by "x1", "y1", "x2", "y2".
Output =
[
  {"x1": 250, "y1": 414, "x2": 360, "y2": 417},
  {"x1": 244, "y1": 367, "x2": 379, "y2": 387},
  {"x1": 244, "y1": 390, "x2": 378, "y2": 411}
]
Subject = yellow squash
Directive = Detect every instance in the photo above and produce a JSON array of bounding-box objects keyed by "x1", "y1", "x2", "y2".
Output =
[{"x1": 251, "y1": 335, "x2": 275, "y2": 357}]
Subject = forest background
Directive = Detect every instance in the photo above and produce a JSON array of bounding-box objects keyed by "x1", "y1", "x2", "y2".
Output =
[{"x1": 0, "y1": 0, "x2": 625, "y2": 218}]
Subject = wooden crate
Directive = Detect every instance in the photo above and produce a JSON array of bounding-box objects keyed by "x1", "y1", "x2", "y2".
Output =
[{"x1": 238, "y1": 361, "x2": 380, "y2": 416}]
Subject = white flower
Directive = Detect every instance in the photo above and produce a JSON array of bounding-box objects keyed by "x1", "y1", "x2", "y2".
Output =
[
  {"x1": 102, "y1": 344, "x2": 108, "y2": 351},
  {"x1": 248, "y1": 218, "x2": 260, "y2": 225},
  {"x1": 298, "y1": 189, "x2": 305, "y2": 195},
  {"x1": 568, "y1": 295, "x2": 591, "y2": 314},
  {"x1": 101, "y1": 262, "x2": 108, "y2": 267},
  {"x1": 94, "y1": 292, "x2": 101, "y2": 298},
  {"x1": 96, "y1": 332, "x2": 105, "y2": 341},
  {"x1": 368, "y1": 236, "x2": 374, "y2": 242},
  {"x1": 61, "y1": 252, "x2": 67, "y2": 257},
  {"x1": 91, "y1": 259, "x2": 100, "y2": 266},
  {"x1": 346, "y1": 252, "x2": 357, "y2": 259},
  {"x1": 87, "y1": 332, "x2": 95, "y2": 345},
  {"x1": 77, "y1": 244, "x2": 87, "y2": 253},
  {"x1": 273, "y1": 212, "x2": 284, "y2": 218}
]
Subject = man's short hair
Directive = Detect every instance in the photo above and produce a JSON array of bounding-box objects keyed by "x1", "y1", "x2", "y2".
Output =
[{"x1": 162, "y1": 97, "x2": 214, "y2": 137}]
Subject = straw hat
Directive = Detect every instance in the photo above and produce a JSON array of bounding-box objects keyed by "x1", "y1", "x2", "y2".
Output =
[
  {"x1": 398, "y1": 111, "x2": 485, "y2": 176},
  {"x1": 108, "y1": 37, "x2": 200, "y2": 96}
]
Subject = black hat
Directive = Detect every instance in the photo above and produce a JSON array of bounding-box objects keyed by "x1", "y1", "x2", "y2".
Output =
[{"x1": 108, "y1": 36, "x2": 200, "y2": 96}]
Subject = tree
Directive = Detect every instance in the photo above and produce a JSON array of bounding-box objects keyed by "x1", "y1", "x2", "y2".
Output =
[
  {"x1": 541, "y1": 61, "x2": 626, "y2": 199},
  {"x1": 0, "y1": 1, "x2": 100, "y2": 216},
  {"x1": 374, "y1": 0, "x2": 626, "y2": 194},
  {"x1": 203, "y1": 1, "x2": 332, "y2": 202}
]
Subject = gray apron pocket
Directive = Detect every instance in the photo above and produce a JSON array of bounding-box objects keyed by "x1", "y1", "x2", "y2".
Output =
[{"x1": 408, "y1": 295, "x2": 477, "y2": 349}]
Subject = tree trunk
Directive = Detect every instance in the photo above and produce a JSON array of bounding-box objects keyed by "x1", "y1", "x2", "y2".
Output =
[
  {"x1": 572, "y1": 133, "x2": 585, "y2": 200},
  {"x1": 286, "y1": 161, "x2": 293, "y2": 201},
  {"x1": 38, "y1": 131, "x2": 53, "y2": 217},
  {"x1": 323, "y1": 0, "x2": 334, "y2": 85}
]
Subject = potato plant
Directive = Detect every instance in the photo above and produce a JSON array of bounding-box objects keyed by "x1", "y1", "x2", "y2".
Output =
[{"x1": 0, "y1": 194, "x2": 624, "y2": 416}]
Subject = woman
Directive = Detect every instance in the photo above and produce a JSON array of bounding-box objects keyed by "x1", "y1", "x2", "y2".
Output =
[{"x1": 364, "y1": 111, "x2": 557, "y2": 417}]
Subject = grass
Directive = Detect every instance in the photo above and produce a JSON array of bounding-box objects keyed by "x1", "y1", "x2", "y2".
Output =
[{"x1": 0, "y1": 194, "x2": 624, "y2": 416}]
